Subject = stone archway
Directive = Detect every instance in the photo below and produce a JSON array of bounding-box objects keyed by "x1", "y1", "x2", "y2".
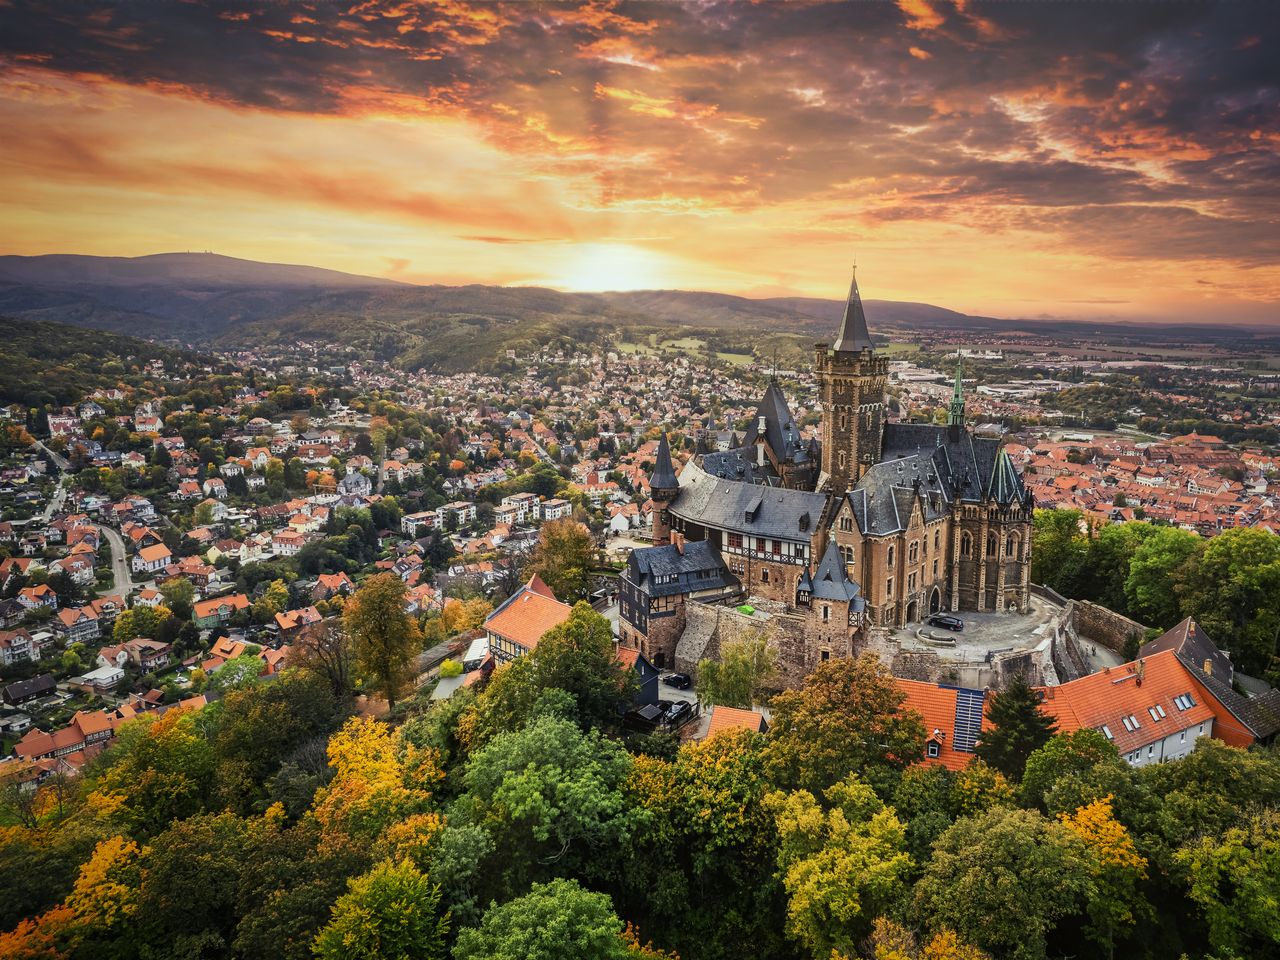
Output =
[
  {"x1": 906, "y1": 599, "x2": 919, "y2": 624},
  {"x1": 929, "y1": 587, "x2": 942, "y2": 614}
]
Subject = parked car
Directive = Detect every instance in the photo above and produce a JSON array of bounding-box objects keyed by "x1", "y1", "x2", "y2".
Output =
[
  {"x1": 662, "y1": 672, "x2": 692, "y2": 690},
  {"x1": 656, "y1": 699, "x2": 673, "y2": 715},
  {"x1": 665, "y1": 701, "x2": 692, "y2": 725},
  {"x1": 927, "y1": 614, "x2": 964, "y2": 631}
]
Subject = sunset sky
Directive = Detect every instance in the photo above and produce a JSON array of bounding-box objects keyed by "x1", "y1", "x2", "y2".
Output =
[{"x1": 1, "y1": 0, "x2": 1277, "y2": 323}]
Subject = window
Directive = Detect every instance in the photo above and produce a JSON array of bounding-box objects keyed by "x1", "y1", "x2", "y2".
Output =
[
  {"x1": 1173, "y1": 693, "x2": 1196, "y2": 710},
  {"x1": 1148, "y1": 707, "x2": 1164, "y2": 722},
  {"x1": 728, "y1": 532, "x2": 743, "y2": 550},
  {"x1": 935, "y1": 530, "x2": 940, "y2": 550},
  {"x1": 822, "y1": 605, "x2": 830, "y2": 622},
  {"x1": 886, "y1": 577, "x2": 894, "y2": 599},
  {"x1": 1122, "y1": 714, "x2": 1141, "y2": 732},
  {"x1": 1198, "y1": 724, "x2": 1204, "y2": 735},
  {"x1": 1007, "y1": 535, "x2": 1019, "y2": 559},
  {"x1": 842, "y1": 546, "x2": 855, "y2": 566},
  {"x1": 926, "y1": 742, "x2": 940, "y2": 759},
  {"x1": 987, "y1": 533, "x2": 997, "y2": 557},
  {"x1": 908, "y1": 572, "x2": 917, "y2": 592},
  {"x1": 933, "y1": 559, "x2": 938, "y2": 577},
  {"x1": 887, "y1": 545, "x2": 895, "y2": 568},
  {"x1": 1179, "y1": 731, "x2": 1185, "y2": 743},
  {"x1": 961, "y1": 533, "x2": 972, "y2": 558},
  {"x1": 839, "y1": 451, "x2": 847, "y2": 470},
  {"x1": 1100, "y1": 725, "x2": 1113, "y2": 740},
  {"x1": 772, "y1": 539, "x2": 782, "y2": 556},
  {"x1": 1148, "y1": 746, "x2": 1155, "y2": 758},
  {"x1": 821, "y1": 649, "x2": 830, "y2": 662},
  {"x1": 761, "y1": 568, "x2": 770, "y2": 584}
]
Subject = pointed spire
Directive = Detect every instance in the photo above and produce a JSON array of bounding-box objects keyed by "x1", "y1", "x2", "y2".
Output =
[
  {"x1": 832, "y1": 263, "x2": 875, "y2": 354},
  {"x1": 949, "y1": 353, "x2": 966, "y2": 430},
  {"x1": 650, "y1": 432, "x2": 678, "y2": 490}
]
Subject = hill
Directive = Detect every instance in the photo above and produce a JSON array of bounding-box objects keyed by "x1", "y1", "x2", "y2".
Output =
[
  {"x1": 0, "y1": 315, "x2": 205, "y2": 407},
  {"x1": 2, "y1": 252, "x2": 1269, "y2": 372}
]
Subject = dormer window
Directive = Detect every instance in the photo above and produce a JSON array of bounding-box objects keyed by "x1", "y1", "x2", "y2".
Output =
[{"x1": 926, "y1": 742, "x2": 940, "y2": 758}]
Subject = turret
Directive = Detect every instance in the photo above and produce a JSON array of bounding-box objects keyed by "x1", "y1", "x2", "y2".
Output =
[{"x1": 649, "y1": 433, "x2": 680, "y2": 545}]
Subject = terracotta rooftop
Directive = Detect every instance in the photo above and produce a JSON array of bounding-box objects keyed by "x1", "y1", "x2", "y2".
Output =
[
  {"x1": 705, "y1": 705, "x2": 767, "y2": 737},
  {"x1": 485, "y1": 575, "x2": 572, "y2": 653},
  {"x1": 896, "y1": 679, "x2": 992, "y2": 771}
]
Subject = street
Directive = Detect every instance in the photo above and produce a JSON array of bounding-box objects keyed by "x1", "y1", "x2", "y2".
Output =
[{"x1": 98, "y1": 525, "x2": 139, "y2": 596}]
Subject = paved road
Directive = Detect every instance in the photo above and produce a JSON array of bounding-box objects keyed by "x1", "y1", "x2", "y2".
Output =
[
  {"x1": 38, "y1": 476, "x2": 68, "y2": 523},
  {"x1": 34, "y1": 439, "x2": 70, "y2": 472},
  {"x1": 98, "y1": 525, "x2": 137, "y2": 596}
]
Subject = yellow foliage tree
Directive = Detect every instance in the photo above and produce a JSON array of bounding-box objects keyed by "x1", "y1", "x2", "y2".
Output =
[
  {"x1": 311, "y1": 717, "x2": 444, "y2": 852},
  {"x1": 65, "y1": 835, "x2": 144, "y2": 937},
  {"x1": 1058, "y1": 796, "x2": 1148, "y2": 956}
]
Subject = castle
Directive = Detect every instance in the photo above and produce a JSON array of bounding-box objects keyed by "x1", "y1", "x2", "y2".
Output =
[{"x1": 618, "y1": 270, "x2": 1034, "y2": 678}]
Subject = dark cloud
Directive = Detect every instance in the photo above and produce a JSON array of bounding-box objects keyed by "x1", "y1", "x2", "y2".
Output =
[{"x1": 1, "y1": 0, "x2": 1276, "y2": 266}]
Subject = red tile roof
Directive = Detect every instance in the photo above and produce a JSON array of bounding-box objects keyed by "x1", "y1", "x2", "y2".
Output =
[
  {"x1": 705, "y1": 705, "x2": 767, "y2": 737},
  {"x1": 896, "y1": 680, "x2": 992, "y2": 771},
  {"x1": 485, "y1": 576, "x2": 572, "y2": 653}
]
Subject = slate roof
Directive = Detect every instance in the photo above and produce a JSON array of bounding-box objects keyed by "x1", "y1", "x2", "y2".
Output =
[
  {"x1": 650, "y1": 434, "x2": 679, "y2": 490},
  {"x1": 1140, "y1": 618, "x2": 1233, "y2": 685},
  {"x1": 847, "y1": 453, "x2": 951, "y2": 536},
  {"x1": 1177, "y1": 652, "x2": 1280, "y2": 741},
  {"x1": 832, "y1": 269, "x2": 876, "y2": 354},
  {"x1": 671, "y1": 460, "x2": 829, "y2": 542},
  {"x1": 700, "y1": 446, "x2": 781, "y2": 485},
  {"x1": 625, "y1": 539, "x2": 737, "y2": 598},
  {"x1": 742, "y1": 381, "x2": 810, "y2": 466},
  {"x1": 808, "y1": 541, "x2": 865, "y2": 607}
]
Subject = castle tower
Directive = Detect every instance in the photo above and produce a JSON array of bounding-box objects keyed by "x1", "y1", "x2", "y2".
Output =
[
  {"x1": 649, "y1": 433, "x2": 680, "y2": 546},
  {"x1": 815, "y1": 266, "x2": 889, "y2": 494}
]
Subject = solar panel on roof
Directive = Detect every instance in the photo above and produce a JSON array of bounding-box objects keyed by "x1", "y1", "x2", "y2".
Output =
[{"x1": 951, "y1": 687, "x2": 985, "y2": 753}]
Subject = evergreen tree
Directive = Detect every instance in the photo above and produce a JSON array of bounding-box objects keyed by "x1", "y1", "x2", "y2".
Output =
[{"x1": 974, "y1": 676, "x2": 1056, "y2": 781}]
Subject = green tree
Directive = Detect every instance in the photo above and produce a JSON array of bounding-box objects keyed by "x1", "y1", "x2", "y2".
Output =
[
  {"x1": 313, "y1": 859, "x2": 449, "y2": 960},
  {"x1": 456, "y1": 713, "x2": 636, "y2": 898},
  {"x1": 914, "y1": 807, "x2": 1091, "y2": 960},
  {"x1": 343, "y1": 573, "x2": 423, "y2": 710},
  {"x1": 453, "y1": 878, "x2": 628, "y2": 960},
  {"x1": 253, "y1": 579, "x2": 290, "y2": 626},
  {"x1": 1030, "y1": 509, "x2": 1088, "y2": 596},
  {"x1": 697, "y1": 632, "x2": 776, "y2": 708},
  {"x1": 763, "y1": 655, "x2": 924, "y2": 795},
  {"x1": 1177, "y1": 808, "x2": 1280, "y2": 956},
  {"x1": 158, "y1": 577, "x2": 196, "y2": 621},
  {"x1": 460, "y1": 604, "x2": 633, "y2": 749},
  {"x1": 526, "y1": 519, "x2": 594, "y2": 603},
  {"x1": 973, "y1": 676, "x2": 1056, "y2": 781},
  {"x1": 1077, "y1": 522, "x2": 1155, "y2": 614},
  {"x1": 1175, "y1": 526, "x2": 1280, "y2": 672},
  {"x1": 765, "y1": 774, "x2": 912, "y2": 958},
  {"x1": 1019, "y1": 729, "x2": 1122, "y2": 810},
  {"x1": 193, "y1": 500, "x2": 215, "y2": 527},
  {"x1": 112, "y1": 604, "x2": 174, "y2": 643},
  {"x1": 1123, "y1": 526, "x2": 1202, "y2": 628}
]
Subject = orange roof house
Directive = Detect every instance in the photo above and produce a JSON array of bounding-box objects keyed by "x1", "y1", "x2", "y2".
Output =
[
  {"x1": 1037, "y1": 650, "x2": 1218, "y2": 766},
  {"x1": 484, "y1": 574, "x2": 573, "y2": 663},
  {"x1": 704, "y1": 705, "x2": 768, "y2": 738},
  {"x1": 895, "y1": 680, "x2": 992, "y2": 771}
]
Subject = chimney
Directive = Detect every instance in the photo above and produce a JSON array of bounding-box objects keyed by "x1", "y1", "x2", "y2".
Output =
[
  {"x1": 1135, "y1": 658, "x2": 1145, "y2": 686},
  {"x1": 674, "y1": 532, "x2": 685, "y2": 555},
  {"x1": 757, "y1": 441, "x2": 765, "y2": 467},
  {"x1": 1203, "y1": 658, "x2": 1212, "y2": 677}
]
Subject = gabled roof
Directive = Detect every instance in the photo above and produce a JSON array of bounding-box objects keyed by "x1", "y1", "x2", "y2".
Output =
[
  {"x1": 896, "y1": 680, "x2": 991, "y2": 771},
  {"x1": 1139, "y1": 618, "x2": 1232, "y2": 685},
  {"x1": 742, "y1": 380, "x2": 809, "y2": 466},
  {"x1": 485, "y1": 575, "x2": 573, "y2": 652},
  {"x1": 1037, "y1": 650, "x2": 1216, "y2": 755},
  {"x1": 832, "y1": 267, "x2": 875, "y2": 354},
  {"x1": 705, "y1": 705, "x2": 768, "y2": 737},
  {"x1": 671, "y1": 459, "x2": 828, "y2": 542},
  {"x1": 625, "y1": 539, "x2": 736, "y2": 598}
]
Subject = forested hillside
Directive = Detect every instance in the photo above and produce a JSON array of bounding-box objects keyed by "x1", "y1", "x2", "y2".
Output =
[
  {"x1": 3, "y1": 597, "x2": 1277, "y2": 960},
  {"x1": 0, "y1": 317, "x2": 207, "y2": 407}
]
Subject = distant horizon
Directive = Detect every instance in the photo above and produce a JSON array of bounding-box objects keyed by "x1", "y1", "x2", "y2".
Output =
[{"x1": 4, "y1": 249, "x2": 1278, "y2": 331}]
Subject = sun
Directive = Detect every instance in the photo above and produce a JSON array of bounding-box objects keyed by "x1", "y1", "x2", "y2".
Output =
[{"x1": 546, "y1": 243, "x2": 674, "y2": 292}]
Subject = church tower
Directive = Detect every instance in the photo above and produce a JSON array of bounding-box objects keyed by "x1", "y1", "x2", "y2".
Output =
[
  {"x1": 815, "y1": 267, "x2": 889, "y2": 495},
  {"x1": 947, "y1": 354, "x2": 966, "y2": 442}
]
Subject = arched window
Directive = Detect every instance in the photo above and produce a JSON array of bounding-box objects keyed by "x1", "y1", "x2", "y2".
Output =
[
  {"x1": 987, "y1": 533, "x2": 998, "y2": 557},
  {"x1": 839, "y1": 451, "x2": 847, "y2": 470},
  {"x1": 934, "y1": 530, "x2": 940, "y2": 550},
  {"x1": 961, "y1": 532, "x2": 972, "y2": 558},
  {"x1": 887, "y1": 545, "x2": 895, "y2": 568},
  {"x1": 1007, "y1": 534, "x2": 1021, "y2": 560}
]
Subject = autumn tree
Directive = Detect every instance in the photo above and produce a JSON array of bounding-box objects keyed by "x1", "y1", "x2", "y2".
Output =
[
  {"x1": 765, "y1": 774, "x2": 912, "y2": 958},
  {"x1": 312, "y1": 858, "x2": 450, "y2": 960},
  {"x1": 1058, "y1": 796, "x2": 1150, "y2": 957},
  {"x1": 292, "y1": 619, "x2": 356, "y2": 699},
  {"x1": 252, "y1": 578, "x2": 290, "y2": 626},
  {"x1": 697, "y1": 632, "x2": 776, "y2": 708},
  {"x1": 764, "y1": 654, "x2": 924, "y2": 795},
  {"x1": 158, "y1": 577, "x2": 196, "y2": 621},
  {"x1": 526, "y1": 519, "x2": 595, "y2": 603},
  {"x1": 112, "y1": 604, "x2": 174, "y2": 643},
  {"x1": 973, "y1": 676, "x2": 1056, "y2": 781},
  {"x1": 1019, "y1": 729, "x2": 1124, "y2": 811},
  {"x1": 343, "y1": 573, "x2": 423, "y2": 710}
]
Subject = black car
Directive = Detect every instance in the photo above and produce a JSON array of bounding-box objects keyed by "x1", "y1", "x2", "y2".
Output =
[
  {"x1": 928, "y1": 614, "x2": 965, "y2": 631},
  {"x1": 665, "y1": 701, "x2": 692, "y2": 725},
  {"x1": 662, "y1": 672, "x2": 692, "y2": 689}
]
